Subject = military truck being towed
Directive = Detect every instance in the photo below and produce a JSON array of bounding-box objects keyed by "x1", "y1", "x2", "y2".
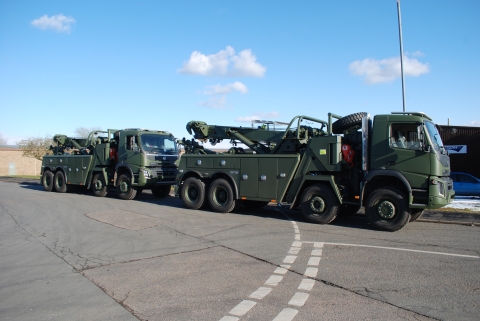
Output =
[
  {"x1": 41, "y1": 128, "x2": 178, "y2": 200},
  {"x1": 175, "y1": 112, "x2": 454, "y2": 231}
]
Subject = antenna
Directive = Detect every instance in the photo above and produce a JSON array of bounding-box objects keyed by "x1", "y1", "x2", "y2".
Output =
[{"x1": 397, "y1": 0, "x2": 406, "y2": 112}]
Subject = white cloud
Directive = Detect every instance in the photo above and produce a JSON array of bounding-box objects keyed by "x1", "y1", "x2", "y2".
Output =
[
  {"x1": 178, "y1": 46, "x2": 266, "y2": 77},
  {"x1": 31, "y1": 14, "x2": 76, "y2": 33},
  {"x1": 204, "y1": 81, "x2": 248, "y2": 95},
  {"x1": 198, "y1": 96, "x2": 227, "y2": 109},
  {"x1": 235, "y1": 111, "x2": 281, "y2": 123},
  {"x1": 349, "y1": 55, "x2": 430, "y2": 84}
]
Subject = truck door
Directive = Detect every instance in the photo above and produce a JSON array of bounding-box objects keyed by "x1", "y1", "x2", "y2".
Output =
[{"x1": 385, "y1": 122, "x2": 431, "y2": 187}]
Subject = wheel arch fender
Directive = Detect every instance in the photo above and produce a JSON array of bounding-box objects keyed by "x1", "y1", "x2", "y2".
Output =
[
  {"x1": 362, "y1": 170, "x2": 412, "y2": 205},
  {"x1": 114, "y1": 163, "x2": 133, "y2": 185},
  {"x1": 209, "y1": 172, "x2": 239, "y2": 199},
  {"x1": 54, "y1": 166, "x2": 68, "y2": 182},
  {"x1": 291, "y1": 175, "x2": 342, "y2": 209}
]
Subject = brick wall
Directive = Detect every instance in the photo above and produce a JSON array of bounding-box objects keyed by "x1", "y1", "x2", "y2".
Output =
[{"x1": 0, "y1": 149, "x2": 42, "y2": 176}]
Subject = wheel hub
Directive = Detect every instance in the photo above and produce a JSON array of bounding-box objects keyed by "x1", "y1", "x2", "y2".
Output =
[
  {"x1": 214, "y1": 187, "x2": 228, "y2": 205},
  {"x1": 119, "y1": 181, "x2": 129, "y2": 193},
  {"x1": 187, "y1": 186, "x2": 198, "y2": 201},
  {"x1": 95, "y1": 180, "x2": 103, "y2": 190},
  {"x1": 309, "y1": 196, "x2": 325, "y2": 213},
  {"x1": 377, "y1": 200, "x2": 395, "y2": 219}
]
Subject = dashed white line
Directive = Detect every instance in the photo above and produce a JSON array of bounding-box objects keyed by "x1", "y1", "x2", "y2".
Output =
[
  {"x1": 272, "y1": 308, "x2": 299, "y2": 321},
  {"x1": 288, "y1": 247, "x2": 300, "y2": 255},
  {"x1": 229, "y1": 300, "x2": 257, "y2": 316},
  {"x1": 307, "y1": 256, "x2": 321, "y2": 266},
  {"x1": 274, "y1": 267, "x2": 289, "y2": 274},
  {"x1": 283, "y1": 255, "x2": 297, "y2": 264},
  {"x1": 288, "y1": 292, "x2": 310, "y2": 307},
  {"x1": 311, "y1": 249, "x2": 323, "y2": 256},
  {"x1": 292, "y1": 241, "x2": 302, "y2": 247},
  {"x1": 249, "y1": 287, "x2": 273, "y2": 300},
  {"x1": 265, "y1": 275, "x2": 284, "y2": 286},
  {"x1": 304, "y1": 267, "x2": 319, "y2": 278},
  {"x1": 219, "y1": 316, "x2": 239, "y2": 321},
  {"x1": 298, "y1": 279, "x2": 315, "y2": 291}
]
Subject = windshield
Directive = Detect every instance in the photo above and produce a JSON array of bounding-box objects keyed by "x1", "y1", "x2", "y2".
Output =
[
  {"x1": 140, "y1": 134, "x2": 178, "y2": 154},
  {"x1": 424, "y1": 121, "x2": 445, "y2": 153}
]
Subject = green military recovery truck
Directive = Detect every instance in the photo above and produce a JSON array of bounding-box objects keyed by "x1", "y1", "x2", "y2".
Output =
[
  {"x1": 175, "y1": 112, "x2": 455, "y2": 231},
  {"x1": 41, "y1": 128, "x2": 178, "y2": 200}
]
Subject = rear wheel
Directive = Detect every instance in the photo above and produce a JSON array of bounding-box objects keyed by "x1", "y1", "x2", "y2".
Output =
[
  {"x1": 152, "y1": 185, "x2": 171, "y2": 198},
  {"x1": 180, "y1": 177, "x2": 206, "y2": 210},
  {"x1": 92, "y1": 173, "x2": 108, "y2": 197},
  {"x1": 54, "y1": 171, "x2": 68, "y2": 193},
  {"x1": 365, "y1": 187, "x2": 410, "y2": 231},
  {"x1": 116, "y1": 174, "x2": 137, "y2": 200},
  {"x1": 409, "y1": 209, "x2": 424, "y2": 222},
  {"x1": 42, "y1": 170, "x2": 54, "y2": 192},
  {"x1": 208, "y1": 178, "x2": 236, "y2": 213},
  {"x1": 300, "y1": 184, "x2": 339, "y2": 224}
]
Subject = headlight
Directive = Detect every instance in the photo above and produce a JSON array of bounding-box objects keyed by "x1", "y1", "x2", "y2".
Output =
[{"x1": 143, "y1": 169, "x2": 150, "y2": 178}]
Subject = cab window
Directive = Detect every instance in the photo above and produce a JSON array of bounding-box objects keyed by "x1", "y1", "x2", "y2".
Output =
[{"x1": 390, "y1": 123, "x2": 422, "y2": 150}]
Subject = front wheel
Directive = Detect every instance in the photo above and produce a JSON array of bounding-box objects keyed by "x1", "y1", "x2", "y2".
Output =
[
  {"x1": 152, "y1": 185, "x2": 171, "y2": 198},
  {"x1": 365, "y1": 187, "x2": 410, "y2": 231},
  {"x1": 42, "y1": 170, "x2": 54, "y2": 192},
  {"x1": 208, "y1": 178, "x2": 236, "y2": 213},
  {"x1": 54, "y1": 171, "x2": 68, "y2": 193},
  {"x1": 179, "y1": 177, "x2": 206, "y2": 210},
  {"x1": 300, "y1": 184, "x2": 339, "y2": 224},
  {"x1": 116, "y1": 174, "x2": 137, "y2": 200},
  {"x1": 92, "y1": 173, "x2": 108, "y2": 197}
]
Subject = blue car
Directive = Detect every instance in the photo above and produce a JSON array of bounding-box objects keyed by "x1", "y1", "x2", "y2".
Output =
[{"x1": 450, "y1": 172, "x2": 480, "y2": 196}]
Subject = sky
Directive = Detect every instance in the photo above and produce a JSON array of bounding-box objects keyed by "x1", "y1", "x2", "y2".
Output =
[{"x1": 1, "y1": 0, "x2": 479, "y2": 147}]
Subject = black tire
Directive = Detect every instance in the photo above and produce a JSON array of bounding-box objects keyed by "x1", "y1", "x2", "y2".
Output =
[
  {"x1": 152, "y1": 185, "x2": 171, "y2": 198},
  {"x1": 332, "y1": 112, "x2": 367, "y2": 134},
  {"x1": 92, "y1": 173, "x2": 108, "y2": 197},
  {"x1": 300, "y1": 184, "x2": 339, "y2": 224},
  {"x1": 409, "y1": 209, "x2": 424, "y2": 222},
  {"x1": 242, "y1": 200, "x2": 269, "y2": 209},
  {"x1": 42, "y1": 170, "x2": 54, "y2": 192},
  {"x1": 116, "y1": 174, "x2": 137, "y2": 200},
  {"x1": 208, "y1": 178, "x2": 236, "y2": 213},
  {"x1": 54, "y1": 171, "x2": 68, "y2": 193},
  {"x1": 338, "y1": 204, "x2": 360, "y2": 217},
  {"x1": 180, "y1": 177, "x2": 206, "y2": 210},
  {"x1": 365, "y1": 187, "x2": 410, "y2": 231}
]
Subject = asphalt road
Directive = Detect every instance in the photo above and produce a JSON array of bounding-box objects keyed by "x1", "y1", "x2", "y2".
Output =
[{"x1": 1, "y1": 180, "x2": 479, "y2": 321}]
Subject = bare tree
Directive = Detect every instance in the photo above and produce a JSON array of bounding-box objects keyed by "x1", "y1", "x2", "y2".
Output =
[
  {"x1": 17, "y1": 135, "x2": 53, "y2": 161},
  {"x1": 0, "y1": 132, "x2": 7, "y2": 145},
  {"x1": 74, "y1": 126, "x2": 103, "y2": 138}
]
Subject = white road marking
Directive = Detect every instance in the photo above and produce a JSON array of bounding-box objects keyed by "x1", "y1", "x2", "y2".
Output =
[
  {"x1": 288, "y1": 247, "x2": 300, "y2": 255},
  {"x1": 283, "y1": 255, "x2": 297, "y2": 264},
  {"x1": 219, "y1": 316, "x2": 239, "y2": 321},
  {"x1": 295, "y1": 234, "x2": 301, "y2": 240},
  {"x1": 249, "y1": 287, "x2": 273, "y2": 300},
  {"x1": 298, "y1": 279, "x2": 315, "y2": 291},
  {"x1": 288, "y1": 292, "x2": 310, "y2": 307},
  {"x1": 292, "y1": 241, "x2": 302, "y2": 247},
  {"x1": 272, "y1": 308, "x2": 298, "y2": 321},
  {"x1": 274, "y1": 267, "x2": 289, "y2": 274},
  {"x1": 305, "y1": 267, "x2": 319, "y2": 278},
  {"x1": 324, "y1": 242, "x2": 480, "y2": 259},
  {"x1": 281, "y1": 264, "x2": 291, "y2": 269},
  {"x1": 265, "y1": 275, "x2": 283, "y2": 286},
  {"x1": 311, "y1": 249, "x2": 323, "y2": 256},
  {"x1": 307, "y1": 256, "x2": 321, "y2": 266},
  {"x1": 229, "y1": 300, "x2": 257, "y2": 316}
]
